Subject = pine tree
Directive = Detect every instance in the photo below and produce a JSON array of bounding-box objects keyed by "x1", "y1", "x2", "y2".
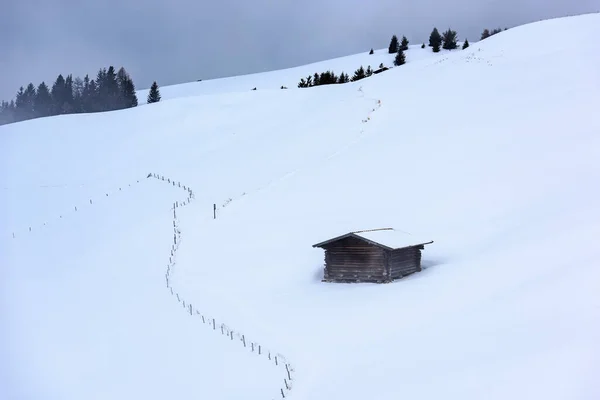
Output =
[
  {"x1": 338, "y1": 72, "x2": 349, "y2": 84},
  {"x1": 117, "y1": 67, "x2": 138, "y2": 108},
  {"x1": 318, "y1": 71, "x2": 338, "y2": 85},
  {"x1": 462, "y1": 39, "x2": 470, "y2": 49},
  {"x1": 72, "y1": 77, "x2": 84, "y2": 112},
  {"x1": 421, "y1": 43, "x2": 425, "y2": 49},
  {"x1": 88, "y1": 79, "x2": 99, "y2": 111},
  {"x1": 400, "y1": 36, "x2": 409, "y2": 51},
  {"x1": 51, "y1": 74, "x2": 67, "y2": 114},
  {"x1": 388, "y1": 35, "x2": 399, "y2": 54},
  {"x1": 62, "y1": 74, "x2": 75, "y2": 114},
  {"x1": 313, "y1": 72, "x2": 320, "y2": 86},
  {"x1": 0, "y1": 100, "x2": 16, "y2": 125},
  {"x1": 24, "y1": 83, "x2": 37, "y2": 114},
  {"x1": 351, "y1": 66, "x2": 366, "y2": 82},
  {"x1": 394, "y1": 48, "x2": 406, "y2": 66},
  {"x1": 95, "y1": 67, "x2": 119, "y2": 110},
  {"x1": 369, "y1": 48, "x2": 374, "y2": 55},
  {"x1": 147, "y1": 81, "x2": 161, "y2": 103},
  {"x1": 442, "y1": 29, "x2": 458, "y2": 50},
  {"x1": 480, "y1": 29, "x2": 490, "y2": 40},
  {"x1": 104, "y1": 66, "x2": 120, "y2": 110},
  {"x1": 34, "y1": 82, "x2": 53, "y2": 117},
  {"x1": 81, "y1": 75, "x2": 93, "y2": 112},
  {"x1": 13, "y1": 84, "x2": 35, "y2": 120},
  {"x1": 366, "y1": 66, "x2": 373, "y2": 77},
  {"x1": 429, "y1": 27, "x2": 442, "y2": 49}
]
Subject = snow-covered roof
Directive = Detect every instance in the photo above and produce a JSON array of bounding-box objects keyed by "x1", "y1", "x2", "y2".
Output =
[{"x1": 312, "y1": 228, "x2": 433, "y2": 251}]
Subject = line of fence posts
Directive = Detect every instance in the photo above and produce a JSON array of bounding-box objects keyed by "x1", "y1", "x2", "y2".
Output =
[{"x1": 150, "y1": 171, "x2": 293, "y2": 399}]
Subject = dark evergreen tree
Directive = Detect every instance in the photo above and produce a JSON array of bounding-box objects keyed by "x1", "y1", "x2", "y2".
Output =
[
  {"x1": 72, "y1": 77, "x2": 84, "y2": 112},
  {"x1": 0, "y1": 100, "x2": 16, "y2": 125},
  {"x1": 104, "y1": 66, "x2": 120, "y2": 110},
  {"x1": 14, "y1": 86, "x2": 26, "y2": 119},
  {"x1": 24, "y1": 83, "x2": 37, "y2": 114},
  {"x1": 87, "y1": 79, "x2": 99, "y2": 111},
  {"x1": 147, "y1": 81, "x2": 161, "y2": 103},
  {"x1": 313, "y1": 72, "x2": 320, "y2": 86},
  {"x1": 481, "y1": 29, "x2": 490, "y2": 40},
  {"x1": 429, "y1": 27, "x2": 442, "y2": 49},
  {"x1": 369, "y1": 48, "x2": 374, "y2": 55},
  {"x1": 14, "y1": 84, "x2": 36, "y2": 120},
  {"x1": 298, "y1": 78, "x2": 308, "y2": 88},
  {"x1": 117, "y1": 67, "x2": 138, "y2": 108},
  {"x1": 394, "y1": 48, "x2": 406, "y2": 66},
  {"x1": 491, "y1": 28, "x2": 502, "y2": 35},
  {"x1": 442, "y1": 28, "x2": 458, "y2": 50},
  {"x1": 388, "y1": 35, "x2": 399, "y2": 53},
  {"x1": 379, "y1": 63, "x2": 384, "y2": 69},
  {"x1": 320, "y1": 70, "x2": 339, "y2": 85},
  {"x1": 61, "y1": 74, "x2": 75, "y2": 114},
  {"x1": 34, "y1": 82, "x2": 53, "y2": 117},
  {"x1": 351, "y1": 66, "x2": 366, "y2": 82},
  {"x1": 366, "y1": 66, "x2": 373, "y2": 77},
  {"x1": 400, "y1": 36, "x2": 409, "y2": 51},
  {"x1": 462, "y1": 39, "x2": 470, "y2": 49},
  {"x1": 95, "y1": 66, "x2": 119, "y2": 110},
  {"x1": 337, "y1": 72, "x2": 349, "y2": 84},
  {"x1": 51, "y1": 74, "x2": 67, "y2": 114},
  {"x1": 421, "y1": 43, "x2": 425, "y2": 49}
]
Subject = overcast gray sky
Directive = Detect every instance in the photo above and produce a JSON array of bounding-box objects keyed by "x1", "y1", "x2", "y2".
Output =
[{"x1": 1, "y1": 0, "x2": 598, "y2": 100}]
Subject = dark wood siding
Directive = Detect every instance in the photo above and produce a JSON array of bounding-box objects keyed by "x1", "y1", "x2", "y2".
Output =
[
  {"x1": 322, "y1": 236, "x2": 387, "y2": 283},
  {"x1": 389, "y1": 246, "x2": 422, "y2": 279}
]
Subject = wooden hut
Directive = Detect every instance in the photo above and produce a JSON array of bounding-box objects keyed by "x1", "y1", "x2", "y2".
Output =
[{"x1": 312, "y1": 228, "x2": 433, "y2": 283}]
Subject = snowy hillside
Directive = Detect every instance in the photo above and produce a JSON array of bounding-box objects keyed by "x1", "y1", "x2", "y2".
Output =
[
  {"x1": 2, "y1": 12, "x2": 600, "y2": 400},
  {"x1": 135, "y1": 43, "x2": 449, "y2": 100}
]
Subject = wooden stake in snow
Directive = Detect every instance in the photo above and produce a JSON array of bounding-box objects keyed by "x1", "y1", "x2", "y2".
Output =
[{"x1": 213, "y1": 204, "x2": 216, "y2": 219}]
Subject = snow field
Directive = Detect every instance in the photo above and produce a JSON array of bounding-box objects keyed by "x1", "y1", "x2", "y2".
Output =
[
  {"x1": 2, "y1": 12, "x2": 600, "y2": 400},
  {"x1": 1, "y1": 175, "x2": 283, "y2": 399}
]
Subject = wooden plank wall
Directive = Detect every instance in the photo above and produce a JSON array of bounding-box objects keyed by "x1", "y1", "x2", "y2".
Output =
[
  {"x1": 389, "y1": 246, "x2": 422, "y2": 279},
  {"x1": 322, "y1": 236, "x2": 387, "y2": 282}
]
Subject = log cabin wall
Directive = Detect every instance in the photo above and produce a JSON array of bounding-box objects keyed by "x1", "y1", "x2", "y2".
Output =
[
  {"x1": 322, "y1": 236, "x2": 387, "y2": 282},
  {"x1": 389, "y1": 246, "x2": 423, "y2": 279}
]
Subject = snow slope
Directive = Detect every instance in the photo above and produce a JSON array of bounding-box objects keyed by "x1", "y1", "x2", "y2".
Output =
[
  {"x1": 135, "y1": 44, "x2": 449, "y2": 101},
  {"x1": 2, "y1": 12, "x2": 600, "y2": 400}
]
